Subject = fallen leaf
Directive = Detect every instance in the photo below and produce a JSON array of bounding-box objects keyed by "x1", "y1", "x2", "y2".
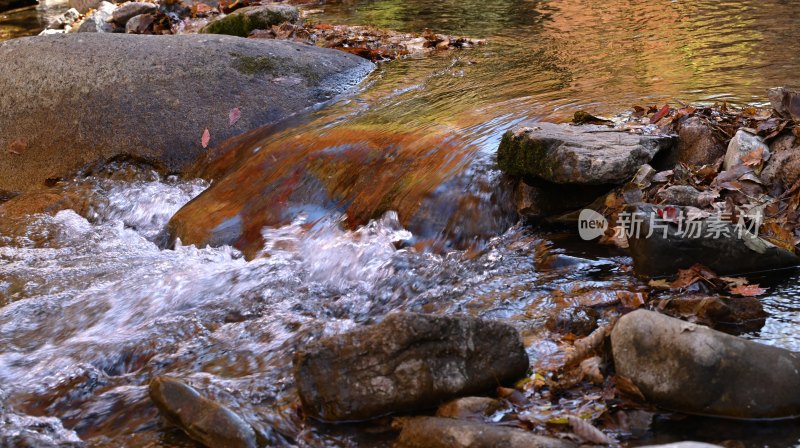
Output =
[
  {"x1": 720, "y1": 276, "x2": 749, "y2": 287},
  {"x1": 671, "y1": 264, "x2": 719, "y2": 290},
  {"x1": 614, "y1": 375, "x2": 646, "y2": 402},
  {"x1": 568, "y1": 415, "x2": 611, "y2": 444},
  {"x1": 760, "y1": 221, "x2": 796, "y2": 253},
  {"x1": 650, "y1": 104, "x2": 670, "y2": 124},
  {"x1": 496, "y1": 386, "x2": 526, "y2": 405},
  {"x1": 648, "y1": 279, "x2": 671, "y2": 289},
  {"x1": 191, "y1": 2, "x2": 214, "y2": 16},
  {"x1": 579, "y1": 356, "x2": 604, "y2": 384},
  {"x1": 729, "y1": 284, "x2": 767, "y2": 297},
  {"x1": 229, "y1": 107, "x2": 241, "y2": 126},
  {"x1": 201, "y1": 128, "x2": 211, "y2": 148},
  {"x1": 740, "y1": 147, "x2": 765, "y2": 167},
  {"x1": 616, "y1": 291, "x2": 646, "y2": 309}
]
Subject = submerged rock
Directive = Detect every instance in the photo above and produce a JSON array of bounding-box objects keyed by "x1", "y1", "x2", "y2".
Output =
[
  {"x1": 626, "y1": 204, "x2": 799, "y2": 277},
  {"x1": 293, "y1": 313, "x2": 529, "y2": 422},
  {"x1": 166, "y1": 125, "x2": 510, "y2": 257},
  {"x1": 149, "y1": 376, "x2": 257, "y2": 448},
  {"x1": 394, "y1": 417, "x2": 575, "y2": 448},
  {"x1": 201, "y1": 3, "x2": 299, "y2": 37},
  {"x1": 497, "y1": 123, "x2": 674, "y2": 185},
  {"x1": 546, "y1": 306, "x2": 599, "y2": 337},
  {"x1": 612, "y1": 310, "x2": 800, "y2": 419},
  {"x1": 0, "y1": 33, "x2": 373, "y2": 192}
]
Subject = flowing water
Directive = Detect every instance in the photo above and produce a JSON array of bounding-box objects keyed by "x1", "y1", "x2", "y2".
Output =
[{"x1": 4, "y1": 0, "x2": 800, "y2": 446}]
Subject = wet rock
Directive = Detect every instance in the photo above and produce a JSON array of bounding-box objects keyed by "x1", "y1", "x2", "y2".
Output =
[
  {"x1": 166, "y1": 125, "x2": 502, "y2": 257},
  {"x1": 515, "y1": 180, "x2": 603, "y2": 220},
  {"x1": 768, "y1": 87, "x2": 800, "y2": 120},
  {"x1": 497, "y1": 123, "x2": 674, "y2": 185},
  {"x1": 674, "y1": 116, "x2": 727, "y2": 166},
  {"x1": 626, "y1": 204, "x2": 800, "y2": 277},
  {"x1": 435, "y1": 397, "x2": 503, "y2": 419},
  {"x1": 546, "y1": 306, "x2": 599, "y2": 337},
  {"x1": 201, "y1": 3, "x2": 299, "y2": 37},
  {"x1": 111, "y1": 1, "x2": 157, "y2": 26},
  {"x1": 612, "y1": 309, "x2": 800, "y2": 419},
  {"x1": 394, "y1": 417, "x2": 576, "y2": 448},
  {"x1": 722, "y1": 130, "x2": 770, "y2": 171},
  {"x1": 656, "y1": 295, "x2": 767, "y2": 332},
  {"x1": 149, "y1": 376, "x2": 257, "y2": 448},
  {"x1": 761, "y1": 133, "x2": 800, "y2": 192},
  {"x1": 293, "y1": 313, "x2": 529, "y2": 422},
  {"x1": 0, "y1": 190, "x2": 91, "y2": 218},
  {"x1": 76, "y1": 1, "x2": 117, "y2": 33},
  {"x1": 0, "y1": 33, "x2": 373, "y2": 191}
]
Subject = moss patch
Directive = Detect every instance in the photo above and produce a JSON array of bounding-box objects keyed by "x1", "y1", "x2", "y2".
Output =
[
  {"x1": 496, "y1": 131, "x2": 555, "y2": 179},
  {"x1": 202, "y1": 14, "x2": 252, "y2": 37},
  {"x1": 231, "y1": 53, "x2": 277, "y2": 75},
  {"x1": 200, "y1": 6, "x2": 299, "y2": 37}
]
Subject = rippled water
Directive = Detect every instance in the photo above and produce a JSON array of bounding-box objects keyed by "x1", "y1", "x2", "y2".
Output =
[{"x1": 4, "y1": 0, "x2": 800, "y2": 446}]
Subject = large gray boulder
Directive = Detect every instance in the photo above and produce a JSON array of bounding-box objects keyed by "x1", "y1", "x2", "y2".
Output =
[
  {"x1": 497, "y1": 123, "x2": 674, "y2": 185},
  {"x1": 0, "y1": 33, "x2": 373, "y2": 192},
  {"x1": 626, "y1": 204, "x2": 799, "y2": 277},
  {"x1": 293, "y1": 313, "x2": 529, "y2": 422},
  {"x1": 612, "y1": 310, "x2": 800, "y2": 419},
  {"x1": 394, "y1": 417, "x2": 576, "y2": 448}
]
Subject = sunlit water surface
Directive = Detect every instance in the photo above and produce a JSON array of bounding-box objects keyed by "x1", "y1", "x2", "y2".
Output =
[{"x1": 3, "y1": 0, "x2": 800, "y2": 446}]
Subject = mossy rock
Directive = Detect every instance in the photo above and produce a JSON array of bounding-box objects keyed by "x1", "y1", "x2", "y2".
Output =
[
  {"x1": 497, "y1": 130, "x2": 557, "y2": 180},
  {"x1": 200, "y1": 4, "x2": 299, "y2": 37}
]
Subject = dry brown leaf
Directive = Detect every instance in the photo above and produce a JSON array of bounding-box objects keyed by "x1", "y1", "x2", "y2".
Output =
[
  {"x1": 648, "y1": 279, "x2": 671, "y2": 289},
  {"x1": 650, "y1": 104, "x2": 670, "y2": 124},
  {"x1": 760, "y1": 221, "x2": 796, "y2": 253},
  {"x1": 719, "y1": 277, "x2": 748, "y2": 287},
  {"x1": 614, "y1": 375, "x2": 646, "y2": 402},
  {"x1": 740, "y1": 147, "x2": 765, "y2": 167},
  {"x1": 579, "y1": 356, "x2": 604, "y2": 384},
  {"x1": 729, "y1": 284, "x2": 767, "y2": 297},
  {"x1": 567, "y1": 415, "x2": 611, "y2": 444},
  {"x1": 616, "y1": 291, "x2": 646, "y2": 309}
]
